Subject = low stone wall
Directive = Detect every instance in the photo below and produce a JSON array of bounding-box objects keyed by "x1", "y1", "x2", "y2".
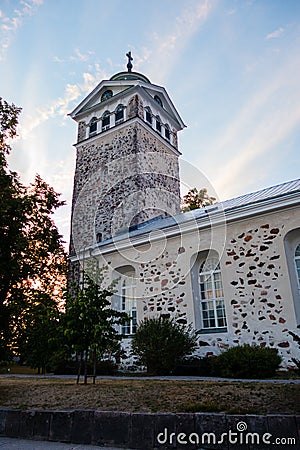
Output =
[{"x1": 0, "y1": 408, "x2": 299, "y2": 449}]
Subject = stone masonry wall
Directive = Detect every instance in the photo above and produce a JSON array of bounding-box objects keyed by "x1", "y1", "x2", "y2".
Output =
[
  {"x1": 96, "y1": 207, "x2": 300, "y2": 367},
  {"x1": 70, "y1": 120, "x2": 180, "y2": 259}
]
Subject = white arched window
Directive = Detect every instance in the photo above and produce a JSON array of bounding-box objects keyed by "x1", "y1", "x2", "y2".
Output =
[
  {"x1": 145, "y1": 106, "x2": 152, "y2": 124},
  {"x1": 199, "y1": 258, "x2": 227, "y2": 330},
  {"x1": 164, "y1": 123, "x2": 170, "y2": 141},
  {"x1": 115, "y1": 104, "x2": 124, "y2": 124},
  {"x1": 89, "y1": 117, "x2": 97, "y2": 135},
  {"x1": 121, "y1": 273, "x2": 137, "y2": 336},
  {"x1": 284, "y1": 229, "x2": 300, "y2": 326},
  {"x1": 102, "y1": 111, "x2": 110, "y2": 131},
  {"x1": 295, "y1": 244, "x2": 300, "y2": 290},
  {"x1": 156, "y1": 115, "x2": 162, "y2": 133}
]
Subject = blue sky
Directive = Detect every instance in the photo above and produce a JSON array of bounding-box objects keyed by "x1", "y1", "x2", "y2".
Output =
[{"x1": 1, "y1": 0, "x2": 300, "y2": 245}]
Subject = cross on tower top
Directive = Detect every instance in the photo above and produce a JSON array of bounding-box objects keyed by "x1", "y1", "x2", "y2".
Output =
[{"x1": 126, "y1": 51, "x2": 133, "y2": 72}]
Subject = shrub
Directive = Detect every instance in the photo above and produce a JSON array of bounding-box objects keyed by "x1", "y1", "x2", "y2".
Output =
[
  {"x1": 131, "y1": 317, "x2": 197, "y2": 375},
  {"x1": 212, "y1": 344, "x2": 282, "y2": 379}
]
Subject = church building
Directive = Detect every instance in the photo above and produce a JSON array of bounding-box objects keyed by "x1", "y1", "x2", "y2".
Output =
[{"x1": 68, "y1": 53, "x2": 300, "y2": 367}]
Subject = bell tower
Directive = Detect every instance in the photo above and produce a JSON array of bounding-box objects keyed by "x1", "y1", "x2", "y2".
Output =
[{"x1": 68, "y1": 53, "x2": 186, "y2": 267}]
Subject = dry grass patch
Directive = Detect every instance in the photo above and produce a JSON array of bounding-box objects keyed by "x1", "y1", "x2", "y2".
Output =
[{"x1": 0, "y1": 376, "x2": 299, "y2": 415}]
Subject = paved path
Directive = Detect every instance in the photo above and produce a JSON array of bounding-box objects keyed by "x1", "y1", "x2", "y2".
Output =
[
  {"x1": 0, "y1": 437, "x2": 132, "y2": 449},
  {"x1": 1, "y1": 373, "x2": 300, "y2": 383}
]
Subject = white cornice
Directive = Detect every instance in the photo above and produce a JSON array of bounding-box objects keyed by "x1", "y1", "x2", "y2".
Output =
[{"x1": 70, "y1": 86, "x2": 135, "y2": 121}]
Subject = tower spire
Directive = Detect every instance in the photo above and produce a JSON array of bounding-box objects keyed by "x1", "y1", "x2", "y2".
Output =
[{"x1": 126, "y1": 51, "x2": 133, "y2": 72}]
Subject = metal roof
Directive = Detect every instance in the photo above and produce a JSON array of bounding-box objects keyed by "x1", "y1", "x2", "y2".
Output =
[
  {"x1": 100, "y1": 178, "x2": 300, "y2": 245},
  {"x1": 216, "y1": 178, "x2": 300, "y2": 213}
]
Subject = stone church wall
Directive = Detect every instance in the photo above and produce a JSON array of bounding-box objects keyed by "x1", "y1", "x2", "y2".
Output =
[{"x1": 95, "y1": 205, "x2": 300, "y2": 367}]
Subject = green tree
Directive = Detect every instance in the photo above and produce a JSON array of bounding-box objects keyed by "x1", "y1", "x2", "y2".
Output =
[
  {"x1": 9, "y1": 175, "x2": 67, "y2": 362},
  {"x1": 131, "y1": 316, "x2": 198, "y2": 375},
  {"x1": 64, "y1": 266, "x2": 128, "y2": 384},
  {"x1": 0, "y1": 98, "x2": 67, "y2": 362},
  {"x1": 0, "y1": 97, "x2": 22, "y2": 157},
  {"x1": 181, "y1": 187, "x2": 216, "y2": 212},
  {"x1": 18, "y1": 292, "x2": 63, "y2": 374},
  {"x1": 0, "y1": 98, "x2": 26, "y2": 359}
]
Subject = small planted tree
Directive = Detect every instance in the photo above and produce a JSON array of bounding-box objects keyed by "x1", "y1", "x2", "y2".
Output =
[
  {"x1": 131, "y1": 316, "x2": 197, "y2": 375},
  {"x1": 64, "y1": 265, "x2": 128, "y2": 384}
]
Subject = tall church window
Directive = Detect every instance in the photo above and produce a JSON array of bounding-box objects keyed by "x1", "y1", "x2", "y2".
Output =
[
  {"x1": 295, "y1": 244, "x2": 300, "y2": 289},
  {"x1": 165, "y1": 124, "x2": 170, "y2": 141},
  {"x1": 121, "y1": 273, "x2": 137, "y2": 336},
  {"x1": 156, "y1": 116, "x2": 162, "y2": 133},
  {"x1": 89, "y1": 117, "x2": 97, "y2": 135},
  {"x1": 145, "y1": 107, "x2": 152, "y2": 124},
  {"x1": 284, "y1": 229, "x2": 300, "y2": 326},
  {"x1": 115, "y1": 104, "x2": 124, "y2": 124},
  {"x1": 102, "y1": 111, "x2": 110, "y2": 130},
  {"x1": 199, "y1": 258, "x2": 227, "y2": 330}
]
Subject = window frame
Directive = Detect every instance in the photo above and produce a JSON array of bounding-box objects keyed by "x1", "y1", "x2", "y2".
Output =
[
  {"x1": 164, "y1": 124, "x2": 170, "y2": 141},
  {"x1": 89, "y1": 117, "x2": 97, "y2": 136},
  {"x1": 156, "y1": 115, "x2": 162, "y2": 133},
  {"x1": 198, "y1": 258, "x2": 227, "y2": 332},
  {"x1": 145, "y1": 107, "x2": 152, "y2": 124},
  {"x1": 284, "y1": 229, "x2": 300, "y2": 327},
  {"x1": 295, "y1": 243, "x2": 300, "y2": 293},
  {"x1": 102, "y1": 111, "x2": 110, "y2": 131},
  {"x1": 120, "y1": 274, "x2": 137, "y2": 336},
  {"x1": 115, "y1": 104, "x2": 124, "y2": 124}
]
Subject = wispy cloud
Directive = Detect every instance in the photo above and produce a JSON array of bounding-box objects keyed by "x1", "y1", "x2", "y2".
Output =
[
  {"x1": 53, "y1": 48, "x2": 95, "y2": 64},
  {"x1": 266, "y1": 27, "x2": 284, "y2": 40},
  {"x1": 13, "y1": 63, "x2": 107, "y2": 200},
  {"x1": 134, "y1": 0, "x2": 216, "y2": 84},
  {"x1": 19, "y1": 63, "x2": 108, "y2": 140},
  {"x1": 0, "y1": 0, "x2": 43, "y2": 61},
  {"x1": 210, "y1": 53, "x2": 300, "y2": 198}
]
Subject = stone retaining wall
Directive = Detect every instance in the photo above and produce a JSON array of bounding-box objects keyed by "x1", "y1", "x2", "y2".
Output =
[{"x1": 0, "y1": 409, "x2": 299, "y2": 449}]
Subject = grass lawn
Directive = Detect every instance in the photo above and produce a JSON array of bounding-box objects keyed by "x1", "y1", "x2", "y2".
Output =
[{"x1": 0, "y1": 376, "x2": 299, "y2": 415}]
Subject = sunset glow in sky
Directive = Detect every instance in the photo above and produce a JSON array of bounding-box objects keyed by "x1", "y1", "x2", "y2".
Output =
[{"x1": 1, "y1": 0, "x2": 300, "y2": 243}]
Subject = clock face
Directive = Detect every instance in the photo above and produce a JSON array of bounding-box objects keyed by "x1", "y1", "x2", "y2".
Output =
[{"x1": 101, "y1": 90, "x2": 113, "y2": 102}]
